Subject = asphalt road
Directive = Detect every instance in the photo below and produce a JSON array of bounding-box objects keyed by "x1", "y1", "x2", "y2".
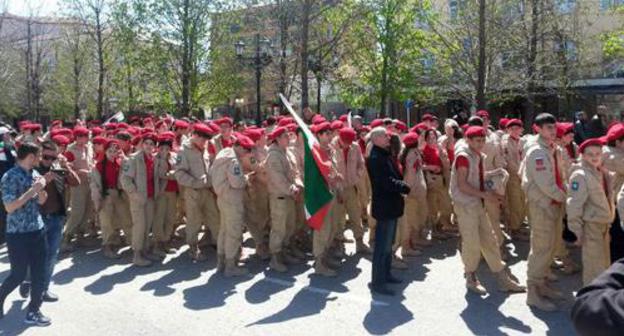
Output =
[{"x1": 0, "y1": 233, "x2": 578, "y2": 336}]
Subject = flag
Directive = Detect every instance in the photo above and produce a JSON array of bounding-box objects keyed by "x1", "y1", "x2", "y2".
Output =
[
  {"x1": 347, "y1": 111, "x2": 352, "y2": 128},
  {"x1": 279, "y1": 94, "x2": 334, "y2": 230},
  {"x1": 103, "y1": 111, "x2": 125, "y2": 125}
]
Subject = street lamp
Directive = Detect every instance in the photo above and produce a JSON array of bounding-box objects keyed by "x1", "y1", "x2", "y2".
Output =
[{"x1": 235, "y1": 33, "x2": 273, "y2": 125}]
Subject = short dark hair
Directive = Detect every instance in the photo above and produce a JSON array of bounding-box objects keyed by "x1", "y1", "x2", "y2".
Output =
[
  {"x1": 467, "y1": 116, "x2": 483, "y2": 126},
  {"x1": 17, "y1": 142, "x2": 40, "y2": 160},
  {"x1": 534, "y1": 113, "x2": 556, "y2": 127},
  {"x1": 41, "y1": 140, "x2": 58, "y2": 152}
]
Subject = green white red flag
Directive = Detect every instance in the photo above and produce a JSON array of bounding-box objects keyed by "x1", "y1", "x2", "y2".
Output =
[{"x1": 279, "y1": 94, "x2": 334, "y2": 231}]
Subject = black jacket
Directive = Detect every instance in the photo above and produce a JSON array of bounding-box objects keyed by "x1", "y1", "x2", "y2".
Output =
[
  {"x1": 571, "y1": 258, "x2": 624, "y2": 336},
  {"x1": 366, "y1": 145, "x2": 410, "y2": 220}
]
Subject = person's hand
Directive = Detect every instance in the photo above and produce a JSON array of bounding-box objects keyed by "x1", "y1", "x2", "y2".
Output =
[
  {"x1": 33, "y1": 176, "x2": 47, "y2": 192},
  {"x1": 430, "y1": 165, "x2": 441, "y2": 174},
  {"x1": 57, "y1": 154, "x2": 69, "y2": 168},
  {"x1": 37, "y1": 190, "x2": 48, "y2": 204},
  {"x1": 246, "y1": 171, "x2": 256, "y2": 182},
  {"x1": 43, "y1": 172, "x2": 54, "y2": 183}
]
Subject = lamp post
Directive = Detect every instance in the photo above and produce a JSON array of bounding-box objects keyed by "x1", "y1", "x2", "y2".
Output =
[{"x1": 235, "y1": 34, "x2": 273, "y2": 125}]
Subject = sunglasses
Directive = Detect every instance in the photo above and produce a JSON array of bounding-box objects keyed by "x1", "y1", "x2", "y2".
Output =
[{"x1": 42, "y1": 155, "x2": 56, "y2": 161}]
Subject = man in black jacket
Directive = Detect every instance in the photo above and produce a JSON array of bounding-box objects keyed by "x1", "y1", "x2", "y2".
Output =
[
  {"x1": 571, "y1": 258, "x2": 624, "y2": 336},
  {"x1": 366, "y1": 127, "x2": 411, "y2": 296}
]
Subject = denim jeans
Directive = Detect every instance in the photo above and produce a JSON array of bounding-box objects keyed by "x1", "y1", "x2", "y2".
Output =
[
  {"x1": 0, "y1": 229, "x2": 48, "y2": 312},
  {"x1": 42, "y1": 214, "x2": 65, "y2": 291},
  {"x1": 371, "y1": 218, "x2": 398, "y2": 286}
]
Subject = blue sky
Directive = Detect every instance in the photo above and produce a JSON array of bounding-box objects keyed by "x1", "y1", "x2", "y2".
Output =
[{"x1": 6, "y1": 0, "x2": 60, "y2": 17}]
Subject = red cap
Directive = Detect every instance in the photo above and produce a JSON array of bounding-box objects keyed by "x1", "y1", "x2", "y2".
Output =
[
  {"x1": 126, "y1": 126, "x2": 140, "y2": 136},
  {"x1": 311, "y1": 114, "x2": 326, "y2": 125},
  {"x1": 476, "y1": 110, "x2": 490, "y2": 119},
  {"x1": 92, "y1": 136, "x2": 108, "y2": 146},
  {"x1": 506, "y1": 119, "x2": 523, "y2": 128},
  {"x1": 73, "y1": 126, "x2": 89, "y2": 137},
  {"x1": 410, "y1": 122, "x2": 430, "y2": 134},
  {"x1": 330, "y1": 120, "x2": 344, "y2": 130},
  {"x1": 155, "y1": 120, "x2": 165, "y2": 129},
  {"x1": 215, "y1": 117, "x2": 233, "y2": 127},
  {"x1": 143, "y1": 117, "x2": 153, "y2": 125},
  {"x1": 52, "y1": 135, "x2": 70, "y2": 146},
  {"x1": 278, "y1": 117, "x2": 294, "y2": 127},
  {"x1": 91, "y1": 127, "x2": 104, "y2": 136},
  {"x1": 24, "y1": 123, "x2": 42, "y2": 132},
  {"x1": 269, "y1": 126, "x2": 287, "y2": 141},
  {"x1": 193, "y1": 123, "x2": 215, "y2": 137},
  {"x1": 312, "y1": 122, "x2": 331, "y2": 134},
  {"x1": 51, "y1": 120, "x2": 63, "y2": 127},
  {"x1": 243, "y1": 128, "x2": 264, "y2": 142},
  {"x1": 606, "y1": 123, "x2": 624, "y2": 142},
  {"x1": 465, "y1": 126, "x2": 487, "y2": 138},
  {"x1": 174, "y1": 120, "x2": 190, "y2": 129},
  {"x1": 395, "y1": 120, "x2": 407, "y2": 132},
  {"x1": 579, "y1": 138, "x2": 605, "y2": 153},
  {"x1": 338, "y1": 115, "x2": 348, "y2": 122},
  {"x1": 235, "y1": 134, "x2": 255, "y2": 150},
  {"x1": 339, "y1": 127, "x2": 357, "y2": 143},
  {"x1": 142, "y1": 132, "x2": 157, "y2": 143},
  {"x1": 117, "y1": 122, "x2": 129, "y2": 129},
  {"x1": 403, "y1": 132, "x2": 420, "y2": 147},
  {"x1": 105, "y1": 123, "x2": 117, "y2": 130},
  {"x1": 286, "y1": 124, "x2": 299, "y2": 133},
  {"x1": 370, "y1": 119, "x2": 383, "y2": 128},
  {"x1": 556, "y1": 122, "x2": 574, "y2": 138},
  {"x1": 158, "y1": 131, "x2": 176, "y2": 143},
  {"x1": 498, "y1": 118, "x2": 510, "y2": 129},
  {"x1": 422, "y1": 113, "x2": 434, "y2": 122}
]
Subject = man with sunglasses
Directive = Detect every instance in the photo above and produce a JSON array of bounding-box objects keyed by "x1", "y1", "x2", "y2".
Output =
[{"x1": 121, "y1": 133, "x2": 159, "y2": 267}]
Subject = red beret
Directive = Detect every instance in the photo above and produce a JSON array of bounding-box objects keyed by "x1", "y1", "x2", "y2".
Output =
[
  {"x1": 131, "y1": 135, "x2": 142, "y2": 146},
  {"x1": 193, "y1": 123, "x2": 215, "y2": 137},
  {"x1": 498, "y1": 118, "x2": 510, "y2": 129},
  {"x1": 25, "y1": 123, "x2": 42, "y2": 132},
  {"x1": 403, "y1": 132, "x2": 420, "y2": 147},
  {"x1": 286, "y1": 124, "x2": 299, "y2": 133},
  {"x1": 395, "y1": 120, "x2": 407, "y2": 132},
  {"x1": 410, "y1": 122, "x2": 430, "y2": 134},
  {"x1": 143, "y1": 117, "x2": 153, "y2": 124},
  {"x1": 51, "y1": 120, "x2": 63, "y2": 127},
  {"x1": 155, "y1": 120, "x2": 165, "y2": 128},
  {"x1": 215, "y1": 117, "x2": 233, "y2": 127},
  {"x1": 579, "y1": 138, "x2": 605, "y2": 153},
  {"x1": 158, "y1": 131, "x2": 175, "y2": 143},
  {"x1": 243, "y1": 128, "x2": 264, "y2": 142},
  {"x1": 370, "y1": 119, "x2": 384, "y2": 128},
  {"x1": 105, "y1": 123, "x2": 118, "y2": 130},
  {"x1": 278, "y1": 117, "x2": 295, "y2": 127},
  {"x1": 269, "y1": 126, "x2": 287, "y2": 141},
  {"x1": 556, "y1": 122, "x2": 574, "y2": 138},
  {"x1": 506, "y1": 119, "x2": 523, "y2": 128},
  {"x1": 312, "y1": 122, "x2": 331, "y2": 134},
  {"x1": 140, "y1": 127, "x2": 154, "y2": 135},
  {"x1": 476, "y1": 110, "x2": 490, "y2": 119},
  {"x1": 360, "y1": 125, "x2": 371, "y2": 133},
  {"x1": 465, "y1": 126, "x2": 487, "y2": 138},
  {"x1": 339, "y1": 127, "x2": 357, "y2": 143},
  {"x1": 422, "y1": 113, "x2": 434, "y2": 122},
  {"x1": 126, "y1": 126, "x2": 139, "y2": 136},
  {"x1": 235, "y1": 134, "x2": 255, "y2": 150},
  {"x1": 607, "y1": 123, "x2": 624, "y2": 142},
  {"x1": 92, "y1": 136, "x2": 108, "y2": 146},
  {"x1": 117, "y1": 122, "x2": 129, "y2": 129},
  {"x1": 174, "y1": 120, "x2": 190, "y2": 129},
  {"x1": 142, "y1": 132, "x2": 157, "y2": 143},
  {"x1": 91, "y1": 127, "x2": 104, "y2": 136},
  {"x1": 311, "y1": 114, "x2": 326, "y2": 125},
  {"x1": 330, "y1": 120, "x2": 344, "y2": 130},
  {"x1": 338, "y1": 115, "x2": 348, "y2": 122},
  {"x1": 52, "y1": 135, "x2": 70, "y2": 146},
  {"x1": 73, "y1": 126, "x2": 89, "y2": 137}
]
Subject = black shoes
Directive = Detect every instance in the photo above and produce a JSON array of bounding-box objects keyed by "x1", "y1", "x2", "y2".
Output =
[
  {"x1": 19, "y1": 282, "x2": 30, "y2": 299},
  {"x1": 24, "y1": 310, "x2": 51, "y2": 326},
  {"x1": 368, "y1": 283, "x2": 395, "y2": 296},
  {"x1": 386, "y1": 275, "x2": 403, "y2": 284},
  {"x1": 42, "y1": 291, "x2": 59, "y2": 303}
]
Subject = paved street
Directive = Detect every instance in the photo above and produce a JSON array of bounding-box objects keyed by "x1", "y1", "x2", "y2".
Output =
[{"x1": 0, "y1": 233, "x2": 578, "y2": 336}]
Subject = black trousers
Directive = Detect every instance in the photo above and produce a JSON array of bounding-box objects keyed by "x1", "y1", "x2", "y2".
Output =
[
  {"x1": 611, "y1": 210, "x2": 624, "y2": 263},
  {"x1": 372, "y1": 218, "x2": 398, "y2": 286},
  {"x1": 0, "y1": 229, "x2": 48, "y2": 312}
]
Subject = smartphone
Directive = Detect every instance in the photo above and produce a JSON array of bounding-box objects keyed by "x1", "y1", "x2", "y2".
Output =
[{"x1": 51, "y1": 168, "x2": 66, "y2": 177}]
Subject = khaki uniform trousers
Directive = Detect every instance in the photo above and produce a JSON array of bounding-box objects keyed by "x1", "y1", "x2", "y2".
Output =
[
  {"x1": 332, "y1": 186, "x2": 365, "y2": 241},
  {"x1": 313, "y1": 201, "x2": 335, "y2": 258},
  {"x1": 552, "y1": 207, "x2": 569, "y2": 259},
  {"x1": 269, "y1": 195, "x2": 296, "y2": 254},
  {"x1": 394, "y1": 195, "x2": 428, "y2": 250},
  {"x1": 128, "y1": 195, "x2": 155, "y2": 252},
  {"x1": 64, "y1": 182, "x2": 94, "y2": 237},
  {"x1": 244, "y1": 184, "x2": 270, "y2": 246},
  {"x1": 455, "y1": 203, "x2": 505, "y2": 274},
  {"x1": 183, "y1": 188, "x2": 221, "y2": 245},
  {"x1": 217, "y1": 197, "x2": 245, "y2": 259},
  {"x1": 485, "y1": 200, "x2": 504, "y2": 246},
  {"x1": 581, "y1": 221, "x2": 611, "y2": 285},
  {"x1": 527, "y1": 202, "x2": 562, "y2": 286},
  {"x1": 505, "y1": 175, "x2": 526, "y2": 231},
  {"x1": 153, "y1": 191, "x2": 177, "y2": 243},
  {"x1": 99, "y1": 189, "x2": 133, "y2": 246},
  {"x1": 426, "y1": 174, "x2": 453, "y2": 228}
]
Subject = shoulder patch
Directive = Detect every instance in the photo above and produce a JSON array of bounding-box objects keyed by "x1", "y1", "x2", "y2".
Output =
[
  {"x1": 123, "y1": 161, "x2": 130, "y2": 172},
  {"x1": 233, "y1": 164, "x2": 241, "y2": 175},
  {"x1": 485, "y1": 179, "x2": 494, "y2": 190},
  {"x1": 535, "y1": 157, "x2": 546, "y2": 171},
  {"x1": 571, "y1": 181, "x2": 579, "y2": 191},
  {"x1": 176, "y1": 155, "x2": 182, "y2": 164}
]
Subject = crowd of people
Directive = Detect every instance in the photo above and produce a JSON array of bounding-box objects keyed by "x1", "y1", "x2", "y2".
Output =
[{"x1": 0, "y1": 106, "x2": 622, "y2": 329}]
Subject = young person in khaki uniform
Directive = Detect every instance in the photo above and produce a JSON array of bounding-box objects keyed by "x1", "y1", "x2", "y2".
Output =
[
  {"x1": 332, "y1": 127, "x2": 371, "y2": 254},
  {"x1": 501, "y1": 119, "x2": 528, "y2": 240},
  {"x1": 449, "y1": 126, "x2": 525, "y2": 295},
  {"x1": 211, "y1": 135, "x2": 255, "y2": 277},
  {"x1": 567, "y1": 138, "x2": 615, "y2": 285},
  {"x1": 175, "y1": 123, "x2": 220, "y2": 262},
  {"x1": 265, "y1": 126, "x2": 302, "y2": 272},
  {"x1": 91, "y1": 139, "x2": 133, "y2": 259},
  {"x1": 121, "y1": 133, "x2": 159, "y2": 267},
  {"x1": 396, "y1": 132, "x2": 428, "y2": 258},
  {"x1": 212, "y1": 117, "x2": 236, "y2": 154},
  {"x1": 520, "y1": 113, "x2": 568, "y2": 311},
  {"x1": 62, "y1": 126, "x2": 94, "y2": 250},
  {"x1": 152, "y1": 132, "x2": 179, "y2": 257}
]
